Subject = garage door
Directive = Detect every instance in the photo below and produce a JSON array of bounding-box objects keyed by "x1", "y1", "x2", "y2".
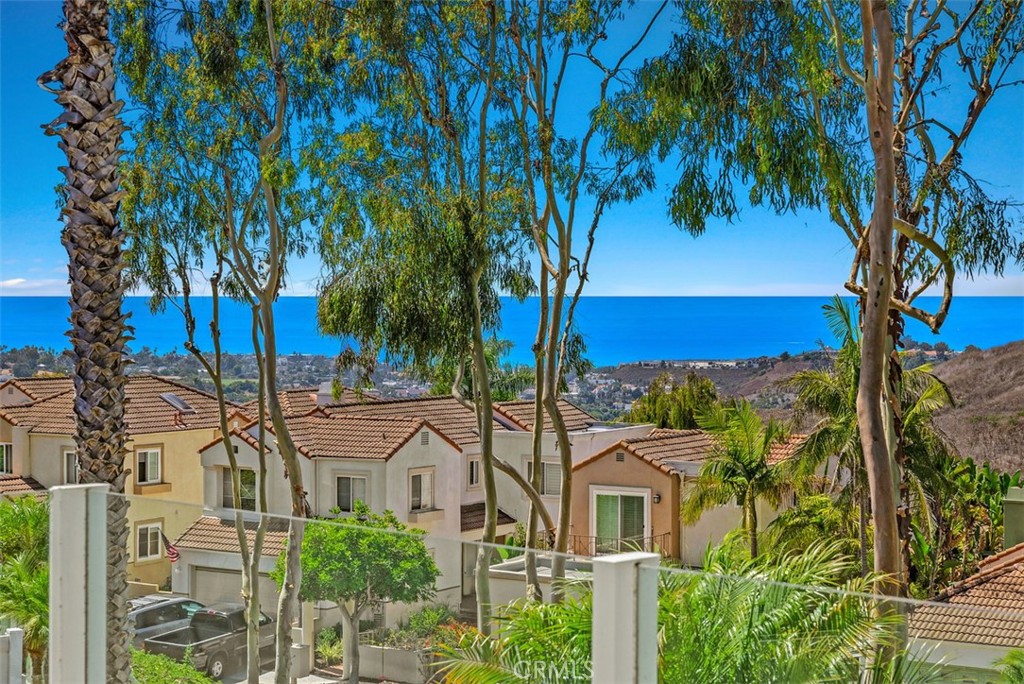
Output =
[{"x1": 192, "y1": 567, "x2": 279, "y2": 608}]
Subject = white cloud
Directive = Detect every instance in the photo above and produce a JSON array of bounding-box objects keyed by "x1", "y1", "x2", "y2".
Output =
[{"x1": 0, "y1": 278, "x2": 68, "y2": 295}]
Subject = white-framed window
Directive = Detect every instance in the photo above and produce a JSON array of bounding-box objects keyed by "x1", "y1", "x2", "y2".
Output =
[
  {"x1": 222, "y1": 468, "x2": 257, "y2": 511},
  {"x1": 409, "y1": 467, "x2": 434, "y2": 512},
  {"x1": 0, "y1": 443, "x2": 12, "y2": 474},
  {"x1": 136, "y1": 449, "x2": 162, "y2": 484},
  {"x1": 468, "y1": 458, "x2": 480, "y2": 488},
  {"x1": 136, "y1": 523, "x2": 162, "y2": 561},
  {"x1": 336, "y1": 476, "x2": 367, "y2": 513},
  {"x1": 64, "y1": 449, "x2": 79, "y2": 484},
  {"x1": 527, "y1": 461, "x2": 561, "y2": 496}
]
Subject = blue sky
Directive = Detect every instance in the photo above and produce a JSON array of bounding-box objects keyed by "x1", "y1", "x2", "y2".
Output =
[{"x1": 2, "y1": 1, "x2": 1023, "y2": 297}]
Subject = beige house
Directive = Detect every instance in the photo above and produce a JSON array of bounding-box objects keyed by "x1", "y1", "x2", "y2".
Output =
[
  {"x1": 0, "y1": 375, "x2": 245, "y2": 586},
  {"x1": 571, "y1": 428, "x2": 804, "y2": 566}
]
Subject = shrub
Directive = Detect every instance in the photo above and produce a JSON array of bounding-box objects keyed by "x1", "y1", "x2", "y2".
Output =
[
  {"x1": 405, "y1": 604, "x2": 457, "y2": 639},
  {"x1": 132, "y1": 650, "x2": 214, "y2": 684},
  {"x1": 316, "y1": 637, "x2": 344, "y2": 666}
]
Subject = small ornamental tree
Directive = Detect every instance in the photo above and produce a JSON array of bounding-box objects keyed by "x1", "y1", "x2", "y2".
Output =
[{"x1": 276, "y1": 502, "x2": 439, "y2": 684}]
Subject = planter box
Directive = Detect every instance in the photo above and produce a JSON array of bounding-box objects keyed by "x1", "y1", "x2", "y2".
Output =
[{"x1": 357, "y1": 644, "x2": 440, "y2": 684}]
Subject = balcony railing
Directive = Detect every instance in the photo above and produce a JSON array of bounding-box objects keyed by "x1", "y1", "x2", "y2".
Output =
[{"x1": 531, "y1": 531, "x2": 672, "y2": 557}]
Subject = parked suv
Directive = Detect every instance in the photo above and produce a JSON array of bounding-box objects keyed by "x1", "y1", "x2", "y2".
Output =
[{"x1": 128, "y1": 595, "x2": 205, "y2": 649}]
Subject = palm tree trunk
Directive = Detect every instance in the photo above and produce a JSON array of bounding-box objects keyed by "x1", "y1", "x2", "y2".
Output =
[
  {"x1": 39, "y1": 1, "x2": 131, "y2": 680},
  {"x1": 747, "y1": 493, "x2": 759, "y2": 559}
]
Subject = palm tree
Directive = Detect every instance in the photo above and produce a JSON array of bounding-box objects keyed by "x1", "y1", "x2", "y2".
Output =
[
  {"x1": 38, "y1": 1, "x2": 132, "y2": 680},
  {"x1": 681, "y1": 400, "x2": 789, "y2": 558},
  {"x1": 0, "y1": 554, "x2": 50, "y2": 681},
  {"x1": 998, "y1": 650, "x2": 1024, "y2": 684},
  {"x1": 0, "y1": 495, "x2": 49, "y2": 565},
  {"x1": 787, "y1": 297, "x2": 958, "y2": 586}
]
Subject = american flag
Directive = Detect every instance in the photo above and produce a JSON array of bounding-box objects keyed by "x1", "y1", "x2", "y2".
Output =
[{"x1": 160, "y1": 532, "x2": 180, "y2": 563}]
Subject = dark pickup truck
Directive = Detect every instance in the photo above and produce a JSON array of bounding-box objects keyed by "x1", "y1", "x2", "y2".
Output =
[{"x1": 142, "y1": 603, "x2": 274, "y2": 679}]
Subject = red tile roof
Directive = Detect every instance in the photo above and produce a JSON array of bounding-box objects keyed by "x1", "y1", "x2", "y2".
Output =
[
  {"x1": 0, "y1": 377, "x2": 73, "y2": 402},
  {"x1": 242, "y1": 387, "x2": 376, "y2": 418},
  {"x1": 574, "y1": 429, "x2": 806, "y2": 475},
  {"x1": 0, "y1": 475, "x2": 47, "y2": 499},
  {"x1": 323, "y1": 395, "x2": 508, "y2": 446},
  {"x1": 175, "y1": 515, "x2": 289, "y2": 557},
  {"x1": 910, "y1": 543, "x2": 1024, "y2": 647},
  {"x1": 203, "y1": 409, "x2": 462, "y2": 461},
  {"x1": 494, "y1": 400, "x2": 597, "y2": 432},
  {"x1": 0, "y1": 375, "x2": 241, "y2": 436},
  {"x1": 460, "y1": 502, "x2": 517, "y2": 533}
]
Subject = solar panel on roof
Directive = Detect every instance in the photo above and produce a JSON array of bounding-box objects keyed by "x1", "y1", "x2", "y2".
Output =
[{"x1": 160, "y1": 392, "x2": 197, "y2": 413}]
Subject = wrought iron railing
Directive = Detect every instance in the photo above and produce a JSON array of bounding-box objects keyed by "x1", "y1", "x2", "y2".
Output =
[{"x1": 531, "y1": 531, "x2": 672, "y2": 558}]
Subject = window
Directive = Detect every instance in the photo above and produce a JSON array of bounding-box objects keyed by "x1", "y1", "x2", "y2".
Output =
[
  {"x1": 527, "y1": 461, "x2": 561, "y2": 496},
  {"x1": 336, "y1": 476, "x2": 367, "y2": 513},
  {"x1": 0, "y1": 443, "x2": 12, "y2": 474},
  {"x1": 410, "y1": 468, "x2": 434, "y2": 511},
  {"x1": 136, "y1": 449, "x2": 161, "y2": 484},
  {"x1": 222, "y1": 468, "x2": 257, "y2": 511},
  {"x1": 468, "y1": 458, "x2": 480, "y2": 488},
  {"x1": 136, "y1": 523, "x2": 162, "y2": 561},
  {"x1": 64, "y1": 449, "x2": 79, "y2": 484}
]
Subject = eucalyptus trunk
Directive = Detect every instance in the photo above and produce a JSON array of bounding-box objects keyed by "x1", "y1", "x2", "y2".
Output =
[
  {"x1": 39, "y1": 1, "x2": 131, "y2": 679},
  {"x1": 857, "y1": 0, "x2": 903, "y2": 598},
  {"x1": 523, "y1": 270, "x2": 549, "y2": 601},
  {"x1": 470, "y1": 275, "x2": 498, "y2": 634}
]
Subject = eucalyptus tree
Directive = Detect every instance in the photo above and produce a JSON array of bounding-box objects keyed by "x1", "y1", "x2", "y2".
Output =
[
  {"x1": 315, "y1": 2, "x2": 553, "y2": 631},
  {"x1": 498, "y1": 0, "x2": 665, "y2": 600},
  {"x1": 37, "y1": 0, "x2": 132, "y2": 677},
  {"x1": 114, "y1": 1, "x2": 342, "y2": 678},
  {"x1": 623, "y1": 0, "x2": 1024, "y2": 595}
]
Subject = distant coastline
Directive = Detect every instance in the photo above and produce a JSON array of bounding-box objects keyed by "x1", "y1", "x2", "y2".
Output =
[{"x1": 1, "y1": 295, "x2": 1021, "y2": 366}]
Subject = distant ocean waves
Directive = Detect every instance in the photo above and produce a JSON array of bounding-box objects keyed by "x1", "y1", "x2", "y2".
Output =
[{"x1": 1, "y1": 296, "x2": 1021, "y2": 367}]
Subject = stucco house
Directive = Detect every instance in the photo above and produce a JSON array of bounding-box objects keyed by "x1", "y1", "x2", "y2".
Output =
[
  {"x1": 570, "y1": 428, "x2": 805, "y2": 566},
  {"x1": 178, "y1": 406, "x2": 470, "y2": 625},
  {"x1": 0, "y1": 375, "x2": 245, "y2": 586}
]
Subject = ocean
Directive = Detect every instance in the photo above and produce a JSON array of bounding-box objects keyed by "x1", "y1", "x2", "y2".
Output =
[{"x1": 1, "y1": 296, "x2": 1021, "y2": 367}]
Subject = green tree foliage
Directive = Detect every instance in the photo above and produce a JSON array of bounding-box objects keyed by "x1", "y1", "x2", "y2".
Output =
[
  {"x1": 0, "y1": 495, "x2": 50, "y2": 680},
  {"x1": 623, "y1": 372, "x2": 719, "y2": 429},
  {"x1": 276, "y1": 502, "x2": 439, "y2": 684},
  {"x1": 998, "y1": 650, "x2": 1024, "y2": 684},
  {"x1": 114, "y1": 2, "x2": 344, "y2": 676},
  {"x1": 428, "y1": 338, "x2": 534, "y2": 403},
  {"x1": 440, "y1": 541, "x2": 940, "y2": 683},
  {"x1": 681, "y1": 401, "x2": 789, "y2": 558},
  {"x1": 763, "y1": 494, "x2": 861, "y2": 564}
]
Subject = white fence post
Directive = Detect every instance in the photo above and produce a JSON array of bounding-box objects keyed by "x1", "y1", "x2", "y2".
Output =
[
  {"x1": 3, "y1": 628, "x2": 22, "y2": 684},
  {"x1": 591, "y1": 551, "x2": 659, "y2": 684},
  {"x1": 49, "y1": 484, "x2": 109, "y2": 683}
]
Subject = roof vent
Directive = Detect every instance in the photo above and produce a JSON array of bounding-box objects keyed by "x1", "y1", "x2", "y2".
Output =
[
  {"x1": 421, "y1": 431, "x2": 430, "y2": 445},
  {"x1": 160, "y1": 392, "x2": 196, "y2": 413},
  {"x1": 616, "y1": 452, "x2": 625, "y2": 463}
]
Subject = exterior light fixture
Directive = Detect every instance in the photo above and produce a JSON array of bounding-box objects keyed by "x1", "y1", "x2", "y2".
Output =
[{"x1": 653, "y1": 493, "x2": 662, "y2": 504}]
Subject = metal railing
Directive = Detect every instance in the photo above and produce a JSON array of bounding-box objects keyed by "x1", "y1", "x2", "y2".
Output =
[{"x1": 531, "y1": 531, "x2": 672, "y2": 557}]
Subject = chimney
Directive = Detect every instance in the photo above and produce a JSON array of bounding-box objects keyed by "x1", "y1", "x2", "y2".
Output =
[{"x1": 1004, "y1": 487, "x2": 1024, "y2": 550}]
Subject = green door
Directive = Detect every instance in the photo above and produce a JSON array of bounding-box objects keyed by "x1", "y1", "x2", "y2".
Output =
[{"x1": 594, "y1": 492, "x2": 646, "y2": 553}]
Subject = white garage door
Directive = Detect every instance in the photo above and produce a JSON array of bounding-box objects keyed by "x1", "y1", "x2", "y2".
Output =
[{"x1": 192, "y1": 567, "x2": 279, "y2": 608}]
